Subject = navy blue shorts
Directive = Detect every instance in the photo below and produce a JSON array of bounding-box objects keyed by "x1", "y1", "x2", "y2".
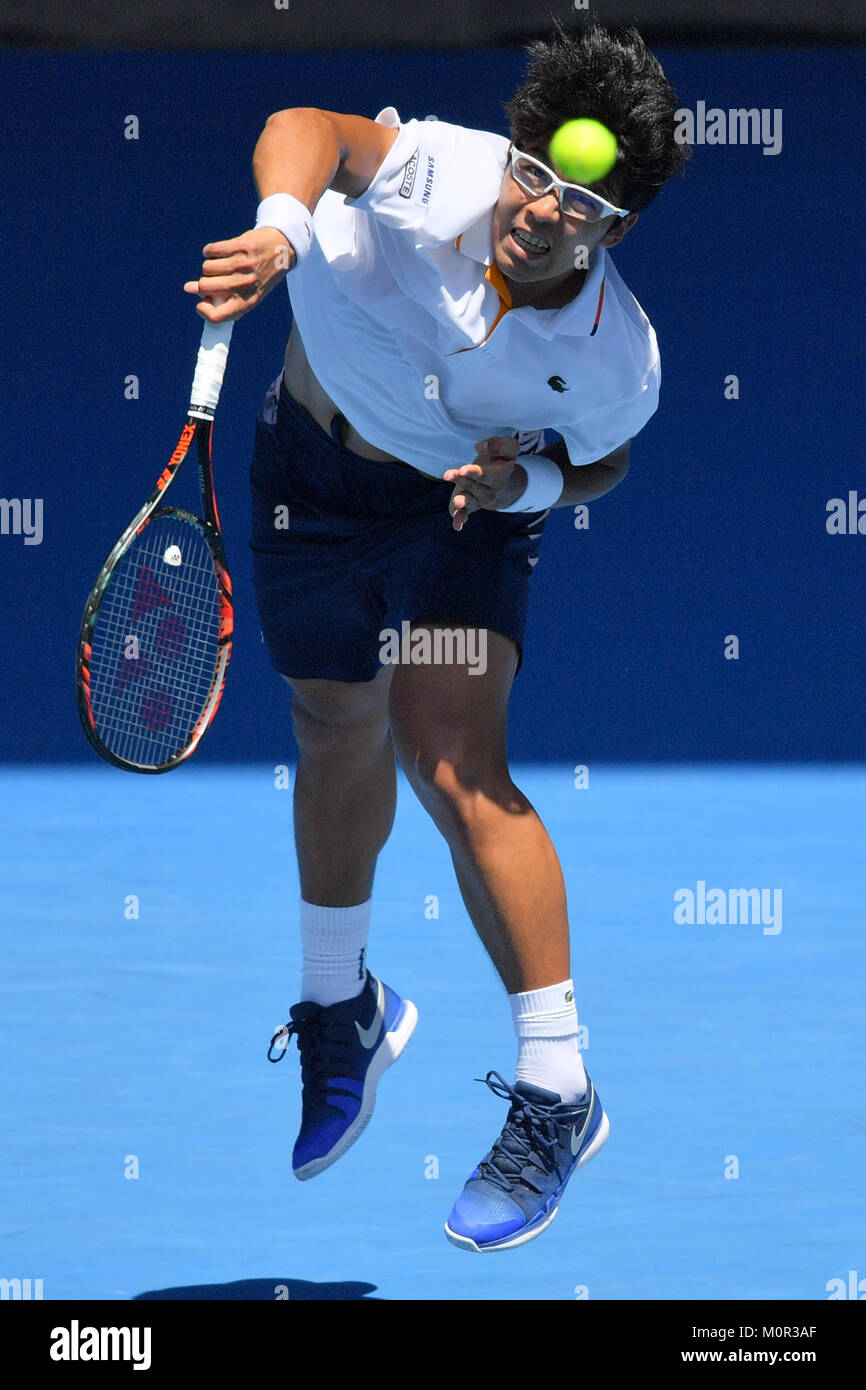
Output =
[{"x1": 249, "y1": 373, "x2": 548, "y2": 683}]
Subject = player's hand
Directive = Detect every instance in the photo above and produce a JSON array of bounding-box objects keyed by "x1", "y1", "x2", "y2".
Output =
[
  {"x1": 444, "y1": 436, "x2": 524, "y2": 532},
  {"x1": 183, "y1": 227, "x2": 297, "y2": 322}
]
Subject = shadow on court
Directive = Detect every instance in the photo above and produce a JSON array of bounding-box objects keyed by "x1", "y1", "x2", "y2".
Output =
[{"x1": 133, "y1": 1278, "x2": 383, "y2": 1300}]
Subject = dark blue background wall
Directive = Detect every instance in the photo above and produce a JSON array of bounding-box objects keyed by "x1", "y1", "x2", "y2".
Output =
[{"x1": 2, "y1": 48, "x2": 863, "y2": 763}]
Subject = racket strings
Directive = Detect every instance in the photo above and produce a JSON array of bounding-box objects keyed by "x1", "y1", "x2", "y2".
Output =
[{"x1": 88, "y1": 515, "x2": 222, "y2": 767}]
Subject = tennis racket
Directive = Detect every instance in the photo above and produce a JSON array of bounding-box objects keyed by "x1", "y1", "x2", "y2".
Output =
[{"x1": 76, "y1": 319, "x2": 234, "y2": 773}]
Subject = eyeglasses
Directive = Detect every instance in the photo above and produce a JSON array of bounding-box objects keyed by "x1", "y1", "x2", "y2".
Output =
[{"x1": 508, "y1": 146, "x2": 630, "y2": 224}]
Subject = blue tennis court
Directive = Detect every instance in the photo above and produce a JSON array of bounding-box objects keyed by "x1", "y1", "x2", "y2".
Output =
[{"x1": 3, "y1": 762, "x2": 862, "y2": 1301}]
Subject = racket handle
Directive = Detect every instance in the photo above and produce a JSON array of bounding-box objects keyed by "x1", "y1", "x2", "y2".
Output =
[{"x1": 190, "y1": 319, "x2": 234, "y2": 415}]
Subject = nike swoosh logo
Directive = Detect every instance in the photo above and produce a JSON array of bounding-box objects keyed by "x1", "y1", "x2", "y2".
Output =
[
  {"x1": 355, "y1": 978, "x2": 385, "y2": 1049},
  {"x1": 570, "y1": 1092, "x2": 592, "y2": 1155}
]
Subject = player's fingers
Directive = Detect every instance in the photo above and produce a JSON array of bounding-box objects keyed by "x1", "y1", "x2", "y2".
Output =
[
  {"x1": 450, "y1": 475, "x2": 500, "y2": 507},
  {"x1": 191, "y1": 286, "x2": 248, "y2": 323},
  {"x1": 196, "y1": 304, "x2": 246, "y2": 323},
  {"x1": 475, "y1": 435, "x2": 517, "y2": 450},
  {"x1": 443, "y1": 463, "x2": 483, "y2": 483},
  {"x1": 449, "y1": 480, "x2": 484, "y2": 530},
  {"x1": 452, "y1": 498, "x2": 479, "y2": 530},
  {"x1": 188, "y1": 282, "x2": 260, "y2": 315},
  {"x1": 475, "y1": 436, "x2": 520, "y2": 461},
  {"x1": 183, "y1": 279, "x2": 245, "y2": 298},
  {"x1": 202, "y1": 237, "x2": 253, "y2": 257},
  {"x1": 196, "y1": 271, "x2": 259, "y2": 296},
  {"x1": 194, "y1": 299, "x2": 227, "y2": 322},
  {"x1": 193, "y1": 294, "x2": 248, "y2": 323},
  {"x1": 201, "y1": 252, "x2": 258, "y2": 276}
]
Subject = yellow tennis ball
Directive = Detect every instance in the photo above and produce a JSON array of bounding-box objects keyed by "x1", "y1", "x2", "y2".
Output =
[{"x1": 548, "y1": 119, "x2": 618, "y2": 185}]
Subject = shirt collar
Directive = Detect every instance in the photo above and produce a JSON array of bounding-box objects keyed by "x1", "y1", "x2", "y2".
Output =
[{"x1": 455, "y1": 208, "x2": 608, "y2": 339}]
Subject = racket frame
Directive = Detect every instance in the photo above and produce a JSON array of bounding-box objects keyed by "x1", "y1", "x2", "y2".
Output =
[{"x1": 76, "y1": 324, "x2": 234, "y2": 773}]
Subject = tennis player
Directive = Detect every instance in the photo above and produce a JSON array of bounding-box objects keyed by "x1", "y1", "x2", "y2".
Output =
[{"x1": 185, "y1": 19, "x2": 687, "y2": 1252}]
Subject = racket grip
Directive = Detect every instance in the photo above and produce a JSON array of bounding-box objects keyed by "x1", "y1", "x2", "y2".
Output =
[{"x1": 190, "y1": 319, "x2": 234, "y2": 415}]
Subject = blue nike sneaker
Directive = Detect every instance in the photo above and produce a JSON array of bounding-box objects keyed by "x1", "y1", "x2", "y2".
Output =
[
  {"x1": 444, "y1": 1071, "x2": 609, "y2": 1251},
  {"x1": 267, "y1": 972, "x2": 417, "y2": 1181}
]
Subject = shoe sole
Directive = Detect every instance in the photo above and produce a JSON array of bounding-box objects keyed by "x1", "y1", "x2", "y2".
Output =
[
  {"x1": 443, "y1": 1108, "x2": 610, "y2": 1252},
  {"x1": 294, "y1": 999, "x2": 418, "y2": 1180}
]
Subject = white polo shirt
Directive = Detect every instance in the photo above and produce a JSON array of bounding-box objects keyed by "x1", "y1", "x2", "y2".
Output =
[{"x1": 285, "y1": 106, "x2": 660, "y2": 479}]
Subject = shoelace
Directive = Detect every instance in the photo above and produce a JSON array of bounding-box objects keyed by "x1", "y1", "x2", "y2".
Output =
[
  {"x1": 267, "y1": 1008, "x2": 356, "y2": 1104},
  {"x1": 267, "y1": 1019, "x2": 300, "y2": 1063},
  {"x1": 474, "y1": 1071, "x2": 588, "y2": 1196}
]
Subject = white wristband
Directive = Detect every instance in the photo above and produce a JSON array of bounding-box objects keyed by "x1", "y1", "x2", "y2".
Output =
[
  {"x1": 497, "y1": 453, "x2": 565, "y2": 513},
  {"x1": 254, "y1": 193, "x2": 314, "y2": 265}
]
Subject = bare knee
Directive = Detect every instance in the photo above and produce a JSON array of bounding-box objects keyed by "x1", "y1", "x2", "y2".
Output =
[
  {"x1": 286, "y1": 670, "x2": 392, "y2": 759},
  {"x1": 401, "y1": 733, "x2": 525, "y2": 836}
]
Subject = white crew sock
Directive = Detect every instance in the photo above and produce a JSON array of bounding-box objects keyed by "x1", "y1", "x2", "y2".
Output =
[
  {"x1": 300, "y1": 899, "x2": 370, "y2": 1006},
  {"x1": 509, "y1": 979, "x2": 588, "y2": 1104}
]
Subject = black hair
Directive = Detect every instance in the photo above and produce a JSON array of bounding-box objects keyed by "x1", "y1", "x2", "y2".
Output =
[{"x1": 504, "y1": 17, "x2": 690, "y2": 214}]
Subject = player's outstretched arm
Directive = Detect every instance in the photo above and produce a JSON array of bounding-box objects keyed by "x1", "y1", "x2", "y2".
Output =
[{"x1": 184, "y1": 108, "x2": 399, "y2": 322}]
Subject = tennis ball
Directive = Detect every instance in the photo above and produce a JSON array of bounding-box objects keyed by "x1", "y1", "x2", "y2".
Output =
[{"x1": 548, "y1": 119, "x2": 618, "y2": 185}]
